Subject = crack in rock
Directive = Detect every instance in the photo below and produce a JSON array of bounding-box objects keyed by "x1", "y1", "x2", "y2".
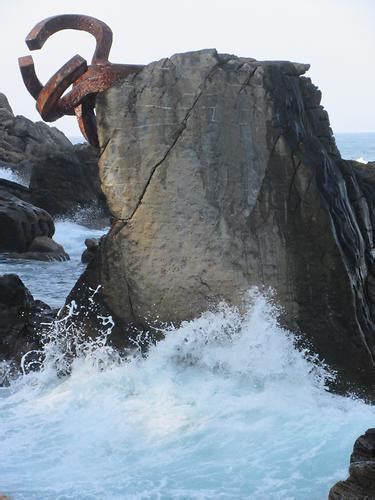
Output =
[{"x1": 125, "y1": 63, "x2": 220, "y2": 222}]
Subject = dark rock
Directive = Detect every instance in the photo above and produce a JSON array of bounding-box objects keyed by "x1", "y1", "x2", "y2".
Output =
[
  {"x1": 329, "y1": 428, "x2": 375, "y2": 499},
  {"x1": 0, "y1": 188, "x2": 69, "y2": 260},
  {"x1": 81, "y1": 237, "x2": 100, "y2": 264},
  {"x1": 0, "y1": 93, "x2": 108, "y2": 221},
  {"x1": 66, "y1": 49, "x2": 375, "y2": 397},
  {"x1": 0, "y1": 188, "x2": 54, "y2": 252},
  {"x1": 9, "y1": 236, "x2": 70, "y2": 262},
  {"x1": 0, "y1": 274, "x2": 56, "y2": 383},
  {"x1": 29, "y1": 143, "x2": 108, "y2": 219},
  {"x1": 0, "y1": 178, "x2": 31, "y2": 203},
  {"x1": 0, "y1": 94, "x2": 71, "y2": 183}
]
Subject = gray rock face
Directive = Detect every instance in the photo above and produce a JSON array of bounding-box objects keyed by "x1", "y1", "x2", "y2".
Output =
[
  {"x1": 329, "y1": 428, "x2": 375, "y2": 499},
  {"x1": 0, "y1": 93, "x2": 107, "y2": 219},
  {"x1": 68, "y1": 49, "x2": 375, "y2": 397}
]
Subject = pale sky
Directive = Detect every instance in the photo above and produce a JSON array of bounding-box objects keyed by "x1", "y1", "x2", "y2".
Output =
[{"x1": 1, "y1": 0, "x2": 374, "y2": 137}]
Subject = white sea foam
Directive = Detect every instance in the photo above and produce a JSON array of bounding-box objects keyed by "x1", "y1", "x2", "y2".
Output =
[
  {"x1": 0, "y1": 290, "x2": 373, "y2": 499},
  {"x1": 355, "y1": 156, "x2": 367, "y2": 164}
]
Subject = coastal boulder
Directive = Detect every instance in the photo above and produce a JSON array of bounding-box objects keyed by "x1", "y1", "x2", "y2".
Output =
[
  {"x1": 0, "y1": 188, "x2": 69, "y2": 261},
  {"x1": 68, "y1": 49, "x2": 375, "y2": 397},
  {"x1": 0, "y1": 188, "x2": 54, "y2": 252},
  {"x1": 329, "y1": 428, "x2": 375, "y2": 499}
]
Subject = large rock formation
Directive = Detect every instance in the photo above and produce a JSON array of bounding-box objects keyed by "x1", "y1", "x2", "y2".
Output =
[
  {"x1": 0, "y1": 93, "x2": 107, "y2": 219},
  {"x1": 67, "y1": 49, "x2": 375, "y2": 397},
  {"x1": 329, "y1": 428, "x2": 375, "y2": 499}
]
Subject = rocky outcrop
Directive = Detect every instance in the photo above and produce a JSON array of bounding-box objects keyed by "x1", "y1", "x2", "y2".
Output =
[
  {"x1": 0, "y1": 93, "x2": 107, "y2": 219},
  {"x1": 0, "y1": 274, "x2": 56, "y2": 384},
  {"x1": 67, "y1": 49, "x2": 375, "y2": 397},
  {"x1": 29, "y1": 143, "x2": 107, "y2": 218},
  {"x1": 81, "y1": 238, "x2": 100, "y2": 264},
  {"x1": 329, "y1": 428, "x2": 375, "y2": 499},
  {"x1": 0, "y1": 188, "x2": 69, "y2": 261}
]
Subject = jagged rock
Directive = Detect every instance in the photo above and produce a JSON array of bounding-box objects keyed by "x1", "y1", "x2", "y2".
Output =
[
  {"x1": 81, "y1": 237, "x2": 100, "y2": 264},
  {"x1": 329, "y1": 428, "x2": 375, "y2": 499},
  {"x1": 0, "y1": 93, "x2": 107, "y2": 220},
  {"x1": 67, "y1": 49, "x2": 375, "y2": 397},
  {"x1": 0, "y1": 274, "x2": 56, "y2": 383}
]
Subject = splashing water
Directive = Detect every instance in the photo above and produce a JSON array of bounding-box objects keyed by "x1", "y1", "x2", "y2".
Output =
[
  {"x1": 0, "y1": 167, "x2": 27, "y2": 185},
  {"x1": 1, "y1": 291, "x2": 374, "y2": 499}
]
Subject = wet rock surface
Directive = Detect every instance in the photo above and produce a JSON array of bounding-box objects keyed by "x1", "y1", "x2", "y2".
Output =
[
  {"x1": 66, "y1": 49, "x2": 375, "y2": 397},
  {"x1": 329, "y1": 428, "x2": 375, "y2": 499},
  {"x1": 0, "y1": 274, "x2": 56, "y2": 384}
]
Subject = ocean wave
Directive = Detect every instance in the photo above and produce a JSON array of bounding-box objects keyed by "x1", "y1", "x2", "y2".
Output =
[{"x1": 0, "y1": 290, "x2": 374, "y2": 499}]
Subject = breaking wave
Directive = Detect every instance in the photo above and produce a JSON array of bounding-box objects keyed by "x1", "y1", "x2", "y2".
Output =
[{"x1": 1, "y1": 290, "x2": 374, "y2": 499}]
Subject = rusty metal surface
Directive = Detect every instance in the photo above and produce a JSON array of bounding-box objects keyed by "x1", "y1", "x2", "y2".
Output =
[{"x1": 18, "y1": 14, "x2": 144, "y2": 146}]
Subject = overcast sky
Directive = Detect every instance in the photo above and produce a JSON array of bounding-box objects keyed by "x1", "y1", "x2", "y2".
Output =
[{"x1": 1, "y1": 0, "x2": 374, "y2": 137}]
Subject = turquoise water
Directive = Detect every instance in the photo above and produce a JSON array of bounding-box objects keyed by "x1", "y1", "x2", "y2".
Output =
[
  {"x1": 0, "y1": 133, "x2": 374, "y2": 499},
  {"x1": 1, "y1": 293, "x2": 374, "y2": 499}
]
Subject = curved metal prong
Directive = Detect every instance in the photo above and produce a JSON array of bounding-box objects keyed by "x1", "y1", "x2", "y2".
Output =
[
  {"x1": 75, "y1": 97, "x2": 99, "y2": 147},
  {"x1": 18, "y1": 55, "x2": 43, "y2": 100},
  {"x1": 25, "y1": 14, "x2": 113, "y2": 64},
  {"x1": 36, "y1": 54, "x2": 87, "y2": 121}
]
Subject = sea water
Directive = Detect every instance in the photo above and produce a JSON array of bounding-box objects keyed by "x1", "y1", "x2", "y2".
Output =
[{"x1": 0, "y1": 133, "x2": 374, "y2": 499}]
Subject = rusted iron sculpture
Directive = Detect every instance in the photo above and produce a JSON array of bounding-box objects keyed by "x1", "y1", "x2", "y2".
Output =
[{"x1": 19, "y1": 14, "x2": 144, "y2": 146}]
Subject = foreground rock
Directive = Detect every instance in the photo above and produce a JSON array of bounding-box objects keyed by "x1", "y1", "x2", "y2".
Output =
[
  {"x1": 0, "y1": 188, "x2": 68, "y2": 261},
  {"x1": 67, "y1": 49, "x2": 375, "y2": 397},
  {"x1": 0, "y1": 274, "x2": 56, "y2": 383},
  {"x1": 0, "y1": 93, "x2": 107, "y2": 220},
  {"x1": 329, "y1": 428, "x2": 375, "y2": 499}
]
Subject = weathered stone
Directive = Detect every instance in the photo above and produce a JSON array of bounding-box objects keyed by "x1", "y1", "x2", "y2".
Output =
[
  {"x1": 67, "y1": 49, "x2": 375, "y2": 397},
  {"x1": 329, "y1": 428, "x2": 375, "y2": 499}
]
